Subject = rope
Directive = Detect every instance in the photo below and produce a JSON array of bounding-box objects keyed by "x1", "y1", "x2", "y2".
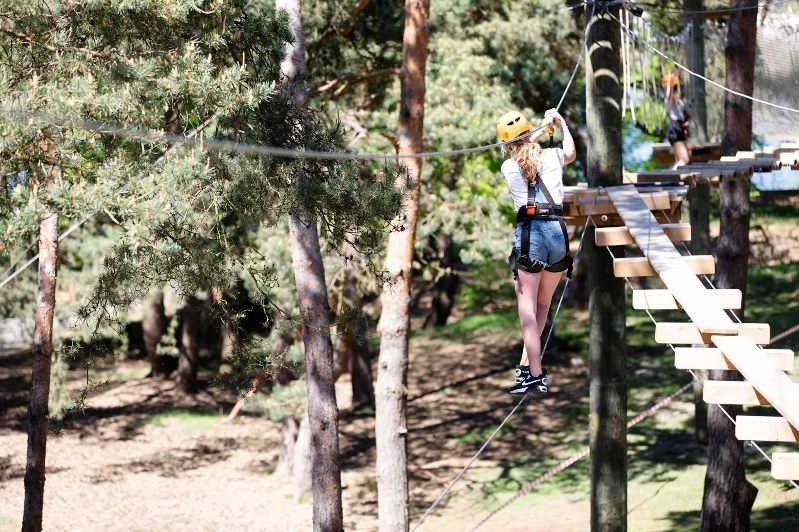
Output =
[
  {"x1": 471, "y1": 378, "x2": 694, "y2": 531},
  {"x1": 611, "y1": 11, "x2": 799, "y2": 114},
  {"x1": 409, "y1": 218, "x2": 593, "y2": 532},
  {"x1": 0, "y1": 113, "x2": 219, "y2": 290},
  {"x1": 627, "y1": 0, "x2": 788, "y2": 15},
  {"x1": 593, "y1": 211, "x2": 799, "y2": 491}
]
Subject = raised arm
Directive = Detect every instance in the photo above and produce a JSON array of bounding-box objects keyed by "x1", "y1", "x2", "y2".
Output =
[{"x1": 544, "y1": 109, "x2": 576, "y2": 165}]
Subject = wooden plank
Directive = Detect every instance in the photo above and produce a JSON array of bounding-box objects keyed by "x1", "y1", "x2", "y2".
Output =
[
  {"x1": 634, "y1": 289, "x2": 741, "y2": 310},
  {"x1": 613, "y1": 255, "x2": 715, "y2": 278},
  {"x1": 656, "y1": 323, "x2": 770, "y2": 345},
  {"x1": 703, "y1": 381, "x2": 769, "y2": 406},
  {"x1": 714, "y1": 334, "x2": 799, "y2": 432},
  {"x1": 772, "y1": 453, "x2": 799, "y2": 480},
  {"x1": 605, "y1": 185, "x2": 737, "y2": 336},
  {"x1": 623, "y1": 172, "x2": 689, "y2": 184},
  {"x1": 595, "y1": 224, "x2": 691, "y2": 246},
  {"x1": 576, "y1": 192, "x2": 672, "y2": 216},
  {"x1": 674, "y1": 347, "x2": 794, "y2": 371},
  {"x1": 735, "y1": 416, "x2": 799, "y2": 443}
]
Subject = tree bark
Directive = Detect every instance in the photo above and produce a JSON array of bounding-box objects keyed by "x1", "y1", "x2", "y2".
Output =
[
  {"x1": 684, "y1": 0, "x2": 711, "y2": 438},
  {"x1": 278, "y1": 0, "x2": 344, "y2": 529},
  {"x1": 585, "y1": 7, "x2": 627, "y2": 532},
  {"x1": 375, "y1": 1, "x2": 430, "y2": 530},
  {"x1": 684, "y1": 0, "x2": 709, "y2": 144},
  {"x1": 143, "y1": 288, "x2": 168, "y2": 377},
  {"x1": 177, "y1": 296, "x2": 202, "y2": 394},
  {"x1": 335, "y1": 257, "x2": 374, "y2": 407},
  {"x1": 688, "y1": 179, "x2": 711, "y2": 445},
  {"x1": 700, "y1": 2, "x2": 759, "y2": 530},
  {"x1": 22, "y1": 137, "x2": 61, "y2": 532}
]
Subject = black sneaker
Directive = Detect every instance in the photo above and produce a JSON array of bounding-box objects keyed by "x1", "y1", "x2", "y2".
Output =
[
  {"x1": 513, "y1": 365, "x2": 530, "y2": 385},
  {"x1": 509, "y1": 368, "x2": 549, "y2": 395}
]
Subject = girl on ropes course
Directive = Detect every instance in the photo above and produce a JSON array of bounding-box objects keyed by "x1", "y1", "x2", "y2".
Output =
[
  {"x1": 496, "y1": 108, "x2": 576, "y2": 395},
  {"x1": 663, "y1": 68, "x2": 691, "y2": 168}
]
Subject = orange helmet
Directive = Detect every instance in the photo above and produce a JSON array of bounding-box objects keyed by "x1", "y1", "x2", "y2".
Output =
[
  {"x1": 496, "y1": 111, "x2": 531, "y2": 142},
  {"x1": 661, "y1": 70, "x2": 680, "y2": 89}
]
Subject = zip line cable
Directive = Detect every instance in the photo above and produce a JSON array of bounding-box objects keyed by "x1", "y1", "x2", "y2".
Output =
[
  {"x1": 610, "y1": 10, "x2": 799, "y2": 114},
  {"x1": 627, "y1": 0, "x2": 792, "y2": 15},
  {"x1": 0, "y1": 113, "x2": 219, "y2": 291}
]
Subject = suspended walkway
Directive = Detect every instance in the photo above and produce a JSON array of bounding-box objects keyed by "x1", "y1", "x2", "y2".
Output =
[{"x1": 576, "y1": 147, "x2": 799, "y2": 482}]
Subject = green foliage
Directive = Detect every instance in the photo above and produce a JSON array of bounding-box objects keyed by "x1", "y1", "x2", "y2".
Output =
[
  {"x1": 146, "y1": 408, "x2": 223, "y2": 433},
  {"x1": 243, "y1": 380, "x2": 307, "y2": 422}
]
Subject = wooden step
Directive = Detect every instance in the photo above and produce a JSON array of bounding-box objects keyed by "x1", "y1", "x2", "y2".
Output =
[
  {"x1": 674, "y1": 347, "x2": 794, "y2": 372},
  {"x1": 703, "y1": 381, "x2": 769, "y2": 406},
  {"x1": 736, "y1": 416, "x2": 799, "y2": 442},
  {"x1": 713, "y1": 335, "x2": 799, "y2": 433},
  {"x1": 595, "y1": 224, "x2": 691, "y2": 246},
  {"x1": 772, "y1": 452, "x2": 799, "y2": 480},
  {"x1": 656, "y1": 323, "x2": 770, "y2": 345},
  {"x1": 633, "y1": 289, "x2": 741, "y2": 310},
  {"x1": 613, "y1": 255, "x2": 715, "y2": 278}
]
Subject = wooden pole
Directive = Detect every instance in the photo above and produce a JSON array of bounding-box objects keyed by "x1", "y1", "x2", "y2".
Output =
[
  {"x1": 375, "y1": 0, "x2": 430, "y2": 530},
  {"x1": 585, "y1": 5, "x2": 627, "y2": 532},
  {"x1": 701, "y1": 1, "x2": 759, "y2": 530}
]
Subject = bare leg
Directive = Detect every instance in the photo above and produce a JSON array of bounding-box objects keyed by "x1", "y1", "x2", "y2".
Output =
[
  {"x1": 672, "y1": 141, "x2": 690, "y2": 168},
  {"x1": 515, "y1": 269, "x2": 543, "y2": 376},
  {"x1": 520, "y1": 270, "x2": 563, "y2": 366}
]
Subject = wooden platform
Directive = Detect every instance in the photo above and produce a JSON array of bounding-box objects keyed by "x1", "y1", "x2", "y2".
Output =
[{"x1": 603, "y1": 155, "x2": 799, "y2": 483}]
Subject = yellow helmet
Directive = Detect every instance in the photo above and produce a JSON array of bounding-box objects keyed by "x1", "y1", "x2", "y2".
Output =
[{"x1": 496, "y1": 111, "x2": 530, "y2": 142}]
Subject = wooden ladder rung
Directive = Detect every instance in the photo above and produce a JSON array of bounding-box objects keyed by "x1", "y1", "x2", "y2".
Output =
[
  {"x1": 703, "y1": 381, "x2": 769, "y2": 406},
  {"x1": 655, "y1": 322, "x2": 770, "y2": 345},
  {"x1": 735, "y1": 416, "x2": 799, "y2": 443},
  {"x1": 595, "y1": 223, "x2": 691, "y2": 246},
  {"x1": 772, "y1": 452, "x2": 799, "y2": 480},
  {"x1": 613, "y1": 256, "x2": 715, "y2": 278},
  {"x1": 633, "y1": 289, "x2": 741, "y2": 310},
  {"x1": 675, "y1": 347, "x2": 795, "y2": 372}
]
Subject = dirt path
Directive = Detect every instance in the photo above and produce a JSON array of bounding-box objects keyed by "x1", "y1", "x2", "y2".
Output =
[{"x1": 2, "y1": 315, "x2": 797, "y2": 532}]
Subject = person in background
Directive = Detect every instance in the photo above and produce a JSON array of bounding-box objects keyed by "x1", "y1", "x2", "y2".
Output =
[{"x1": 663, "y1": 68, "x2": 691, "y2": 168}]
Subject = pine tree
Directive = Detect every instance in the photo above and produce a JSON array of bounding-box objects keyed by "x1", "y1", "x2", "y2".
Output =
[{"x1": 1, "y1": 2, "x2": 402, "y2": 529}]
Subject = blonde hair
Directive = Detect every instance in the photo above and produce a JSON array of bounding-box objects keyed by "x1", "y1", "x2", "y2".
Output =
[{"x1": 508, "y1": 140, "x2": 543, "y2": 184}]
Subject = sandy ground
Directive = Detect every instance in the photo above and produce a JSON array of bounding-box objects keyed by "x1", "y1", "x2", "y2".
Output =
[{"x1": 2, "y1": 298, "x2": 798, "y2": 531}]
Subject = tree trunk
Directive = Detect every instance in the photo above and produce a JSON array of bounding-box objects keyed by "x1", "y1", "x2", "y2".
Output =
[
  {"x1": 177, "y1": 296, "x2": 202, "y2": 394},
  {"x1": 688, "y1": 179, "x2": 711, "y2": 445},
  {"x1": 292, "y1": 414, "x2": 313, "y2": 501},
  {"x1": 278, "y1": 416, "x2": 299, "y2": 476},
  {"x1": 701, "y1": 2, "x2": 759, "y2": 530},
  {"x1": 585, "y1": 7, "x2": 627, "y2": 532},
  {"x1": 211, "y1": 286, "x2": 238, "y2": 375},
  {"x1": 143, "y1": 288, "x2": 168, "y2": 377},
  {"x1": 424, "y1": 235, "x2": 460, "y2": 328},
  {"x1": 22, "y1": 137, "x2": 61, "y2": 532},
  {"x1": 335, "y1": 256, "x2": 374, "y2": 407},
  {"x1": 375, "y1": 1, "x2": 430, "y2": 530},
  {"x1": 278, "y1": 1, "x2": 344, "y2": 529},
  {"x1": 685, "y1": 0, "x2": 711, "y2": 435},
  {"x1": 684, "y1": 0, "x2": 709, "y2": 144}
]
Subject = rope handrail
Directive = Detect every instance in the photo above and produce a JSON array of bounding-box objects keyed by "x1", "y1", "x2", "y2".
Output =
[{"x1": 610, "y1": 10, "x2": 799, "y2": 114}]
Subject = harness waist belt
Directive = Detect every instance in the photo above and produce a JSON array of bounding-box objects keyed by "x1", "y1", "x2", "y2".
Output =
[{"x1": 516, "y1": 204, "x2": 563, "y2": 222}]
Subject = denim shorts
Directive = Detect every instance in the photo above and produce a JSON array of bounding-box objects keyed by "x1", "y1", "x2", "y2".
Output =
[{"x1": 513, "y1": 219, "x2": 568, "y2": 268}]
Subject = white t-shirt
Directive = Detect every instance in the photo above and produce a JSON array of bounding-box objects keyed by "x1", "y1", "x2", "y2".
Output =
[{"x1": 501, "y1": 147, "x2": 565, "y2": 210}]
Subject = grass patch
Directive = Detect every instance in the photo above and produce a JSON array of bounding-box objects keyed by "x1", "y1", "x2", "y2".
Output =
[
  {"x1": 145, "y1": 408, "x2": 222, "y2": 433},
  {"x1": 434, "y1": 309, "x2": 519, "y2": 340}
]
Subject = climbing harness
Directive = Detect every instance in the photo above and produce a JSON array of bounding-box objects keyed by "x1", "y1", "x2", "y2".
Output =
[{"x1": 509, "y1": 167, "x2": 573, "y2": 279}]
